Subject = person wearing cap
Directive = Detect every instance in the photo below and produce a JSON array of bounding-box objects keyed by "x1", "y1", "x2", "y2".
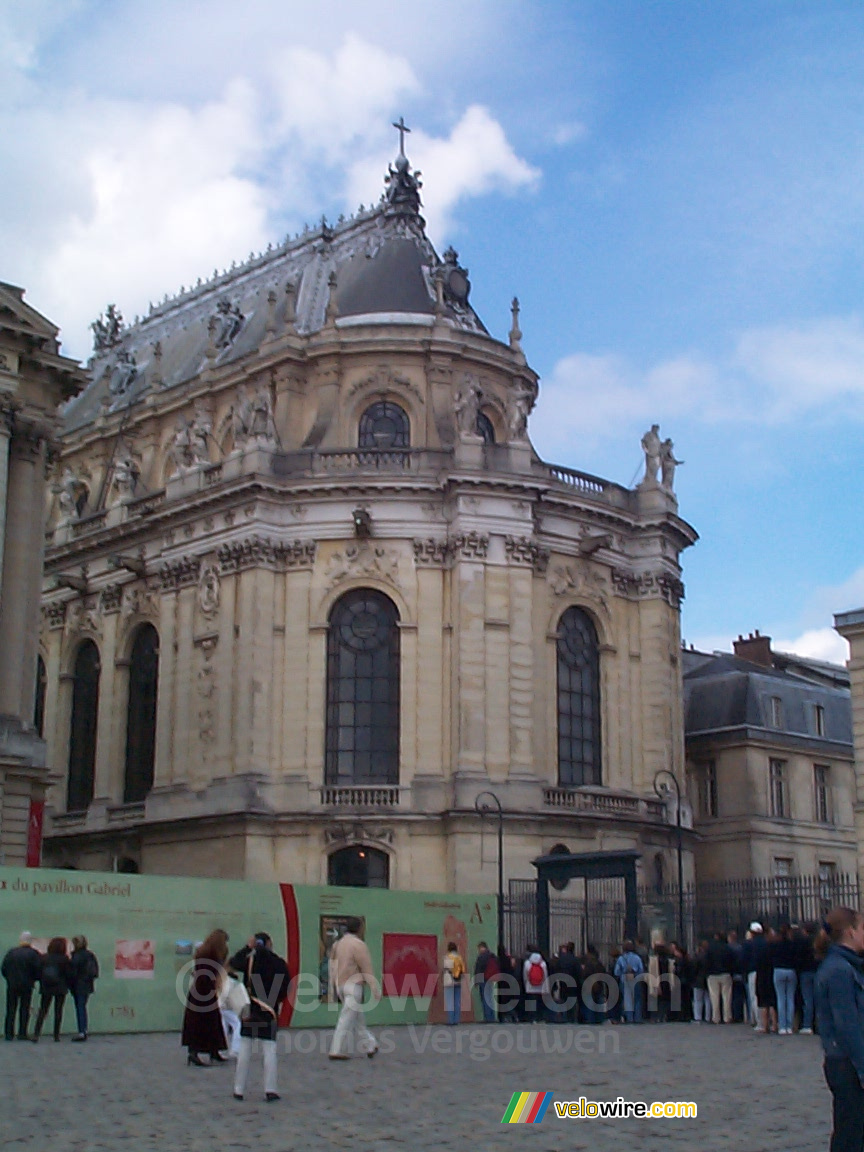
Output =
[
  {"x1": 2, "y1": 932, "x2": 42, "y2": 1041},
  {"x1": 741, "y1": 922, "x2": 766, "y2": 1029}
]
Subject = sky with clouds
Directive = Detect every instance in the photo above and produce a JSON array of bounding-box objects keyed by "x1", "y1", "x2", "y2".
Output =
[{"x1": 2, "y1": 0, "x2": 862, "y2": 663}]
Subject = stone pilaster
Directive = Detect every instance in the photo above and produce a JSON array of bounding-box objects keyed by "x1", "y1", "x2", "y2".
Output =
[{"x1": 0, "y1": 430, "x2": 45, "y2": 720}]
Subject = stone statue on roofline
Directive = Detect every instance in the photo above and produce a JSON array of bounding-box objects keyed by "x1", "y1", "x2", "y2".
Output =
[
  {"x1": 639, "y1": 424, "x2": 683, "y2": 492},
  {"x1": 90, "y1": 304, "x2": 124, "y2": 354},
  {"x1": 112, "y1": 449, "x2": 140, "y2": 499},
  {"x1": 211, "y1": 298, "x2": 244, "y2": 351}
]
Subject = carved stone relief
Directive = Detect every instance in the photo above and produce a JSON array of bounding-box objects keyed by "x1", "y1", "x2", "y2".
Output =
[
  {"x1": 548, "y1": 561, "x2": 609, "y2": 602},
  {"x1": 325, "y1": 540, "x2": 401, "y2": 589},
  {"x1": 198, "y1": 564, "x2": 220, "y2": 615},
  {"x1": 217, "y1": 536, "x2": 316, "y2": 574},
  {"x1": 504, "y1": 536, "x2": 550, "y2": 574}
]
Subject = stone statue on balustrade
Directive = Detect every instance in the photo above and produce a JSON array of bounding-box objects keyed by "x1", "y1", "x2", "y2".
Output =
[
  {"x1": 168, "y1": 405, "x2": 211, "y2": 477},
  {"x1": 112, "y1": 450, "x2": 140, "y2": 499},
  {"x1": 453, "y1": 378, "x2": 481, "y2": 439},
  {"x1": 507, "y1": 381, "x2": 534, "y2": 441},
  {"x1": 660, "y1": 438, "x2": 683, "y2": 493},
  {"x1": 232, "y1": 382, "x2": 276, "y2": 451},
  {"x1": 57, "y1": 467, "x2": 87, "y2": 522},
  {"x1": 639, "y1": 424, "x2": 662, "y2": 486}
]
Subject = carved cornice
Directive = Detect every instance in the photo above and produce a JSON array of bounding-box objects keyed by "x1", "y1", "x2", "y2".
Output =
[
  {"x1": 451, "y1": 531, "x2": 488, "y2": 560},
  {"x1": 159, "y1": 555, "x2": 202, "y2": 591},
  {"x1": 413, "y1": 538, "x2": 450, "y2": 567},
  {"x1": 100, "y1": 584, "x2": 124, "y2": 614},
  {"x1": 42, "y1": 601, "x2": 67, "y2": 630},
  {"x1": 217, "y1": 535, "x2": 317, "y2": 574},
  {"x1": 611, "y1": 568, "x2": 685, "y2": 607},
  {"x1": 504, "y1": 535, "x2": 550, "y2": 574}
]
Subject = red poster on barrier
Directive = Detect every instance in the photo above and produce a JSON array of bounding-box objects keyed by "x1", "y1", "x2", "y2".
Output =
[
  {"x1": 26, "y1": 799, "x2": 44, "y2": 867},
  {"x1": 382, "y1": 933, "x2": 439, "y2": 999}
]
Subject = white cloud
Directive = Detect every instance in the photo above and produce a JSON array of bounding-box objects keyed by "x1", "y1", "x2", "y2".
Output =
[
  {"x1": 529, "y1": 313, "x2": 864, "y2": 461},
  {"x1": 0, "y1": 31, "x2": 536, "y2": 360},
  {"x1": 773, "y1": 628, "x2": 849, "y2": 666},
  {"x1": 344, "y1": 105, "x2": 541, "y2": 243}
]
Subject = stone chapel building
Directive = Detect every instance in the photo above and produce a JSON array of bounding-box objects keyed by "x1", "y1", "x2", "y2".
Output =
[{"x1": 38, "y1": 140, "x2": 698, "y2": 893}]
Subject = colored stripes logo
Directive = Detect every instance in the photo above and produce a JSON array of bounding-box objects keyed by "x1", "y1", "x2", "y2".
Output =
[{"x1": 502, "y1": 1091, "x2": 554, "y2": 1124}]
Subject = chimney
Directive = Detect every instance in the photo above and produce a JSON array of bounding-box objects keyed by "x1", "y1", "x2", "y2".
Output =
[{"x1": 733, "y1": 630, "x2": 773, "y2": 667}]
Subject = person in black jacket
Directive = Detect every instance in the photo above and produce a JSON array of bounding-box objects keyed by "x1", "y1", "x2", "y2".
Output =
[
  {"x1": 705, "y1": 932, "x2": 735, "y2": 1023},
  {"x1": 68, "y1": 935, "x2": 99, "y2": 1042},
  {"x1": 2, "y1": 932, "x2": 42, "y2": 1041},
  {"x1": 32, "y1": 937, "x2": 71, "y2": 1042},
  {"x1": 229, "y1": 932, "x2": 290, "y2": 1102}
]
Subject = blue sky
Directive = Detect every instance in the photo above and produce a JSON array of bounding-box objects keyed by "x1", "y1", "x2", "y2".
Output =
[{"x1": 3, "y1": 1, "x2": 863, "y2": 661}]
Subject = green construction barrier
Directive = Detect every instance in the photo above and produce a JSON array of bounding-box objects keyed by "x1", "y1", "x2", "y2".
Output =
[{"x1": 0, "y1": 867, "x2": 496, "y2": 1033}]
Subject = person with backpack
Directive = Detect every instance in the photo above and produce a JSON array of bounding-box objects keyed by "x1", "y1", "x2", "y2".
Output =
[
  {"x1": 32, "y1": 937, "x2": 71, "y2": 1042},
  {"x1": 442, "y1": 941, "x2": 466, "y2": 1025},
  {"x1": 68, "y1": 935, "x2": 99, "y2": 1042},
  {"x1": 613, "y1": 940, "x2": 645, "y2": 1024},
  {"x1": 522, "y1": 946, "x2": 549, "y2": 1022}
]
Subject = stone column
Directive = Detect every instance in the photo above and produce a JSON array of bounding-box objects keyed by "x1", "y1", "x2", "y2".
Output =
[
  {"x1": 0, "y1": 406, "x2": 14, "y2": 608},
  {"x1": 0, "y1": 430, "x2": 45, "y2": 720}
]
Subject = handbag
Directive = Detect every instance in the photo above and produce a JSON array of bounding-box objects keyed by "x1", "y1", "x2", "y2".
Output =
[{"x1": 223, "y1": 976, "x2": 251, "y2": 1016}]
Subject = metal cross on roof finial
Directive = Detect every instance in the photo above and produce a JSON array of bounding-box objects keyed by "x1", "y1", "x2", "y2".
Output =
[{"x1": 392, "y1": 116, "x2": 411, "y2": 156}]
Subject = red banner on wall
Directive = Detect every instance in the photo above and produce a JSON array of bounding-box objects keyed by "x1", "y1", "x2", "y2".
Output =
[{"x1": 26, "y1": 799, "x2": 44, "y2": 867}]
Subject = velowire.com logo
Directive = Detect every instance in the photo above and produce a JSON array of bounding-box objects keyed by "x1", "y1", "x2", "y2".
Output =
[{"x1": 501, "y1": 1091, "x2": 554, "y2": 1124}]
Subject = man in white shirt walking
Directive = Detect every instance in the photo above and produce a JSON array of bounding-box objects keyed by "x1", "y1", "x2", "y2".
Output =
[{"x1": 328, "y1": 918, "x2": 379, "y2": 1061}]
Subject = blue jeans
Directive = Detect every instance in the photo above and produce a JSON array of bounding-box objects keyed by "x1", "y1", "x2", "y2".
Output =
[
  {"x1": 444, "y1": 983, "x2": 461, "y2": 1025},
  {"x1": 620, "y1": 977, "x2": 642, "y2": 1023},
  {"x1": 800, "y1": 971, "x2": 815, "y2": 1031},
  {"x1": 480, "y1": 981, "x2": 495, "y2": 1022},
  {"x1": 73, "y1": 991, "x2": 90, "y2": 1036},
  {"x1": 774, "y1": 968, "x2": 797, "y2": 1032}
]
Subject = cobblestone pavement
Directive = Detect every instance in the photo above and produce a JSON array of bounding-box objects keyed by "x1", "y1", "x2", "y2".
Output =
[{"x1": 1, "y1": 1022, "x2": 829, "y2": 1151}]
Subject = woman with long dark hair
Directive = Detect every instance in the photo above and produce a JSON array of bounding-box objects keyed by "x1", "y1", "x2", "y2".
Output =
[
  {"x1": 181, "y1": 929, "x2": 229, "y2": 1066},
  {"x1": 814, "y1": 906, "x2": 864, "y2": 1151},
  {"x1": 32, "y1": 937, "x2": 71, "y2": 1042},
  {"x1": 68, "y1": 935, "x2": 99, "y2": 1041}
]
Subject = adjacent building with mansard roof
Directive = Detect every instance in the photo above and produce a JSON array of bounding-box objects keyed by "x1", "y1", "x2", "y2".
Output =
[{"x1": 38, "y1": 137, "x2": 698, "y2": 893}]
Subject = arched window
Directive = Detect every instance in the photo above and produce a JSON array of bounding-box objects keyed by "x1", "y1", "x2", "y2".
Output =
[
  {"x1": 557, "y1": 607, "x2": 601, "y2": 786},
  {"x1": 477, "y1": 410, "x2": 495, "y2": 444},
  {"x1": 123, "y1": 624, "x2": 159, "y2": 804},
  {"x1": 358, "y1": 401, "x2": 410, "y2": 449},
  {"x1": 328, "y1": 845, "x2": 390, "y2": 888},
  {"x1": 67, "y1": 640, "x2": 100, "y2": 812},
  {"x1": 326, "y1": 589, "x2": 400, "y2": 785},
  {"x1": 33, "y1": 654, "x2": 47, "y2": 738}
]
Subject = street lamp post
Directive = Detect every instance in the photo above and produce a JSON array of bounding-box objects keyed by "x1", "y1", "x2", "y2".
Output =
[
  {"x1": 475, "y1": 790, "x2": 504, "y2": 956},
  {"x1": 653, "y1": 769, "x2": 685, "y2": 946}
]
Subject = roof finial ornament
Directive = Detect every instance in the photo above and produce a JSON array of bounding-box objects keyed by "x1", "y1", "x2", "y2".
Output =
[
  {"x1": 393, "y1": 116, "x2": 411, "y2": 158},
  {"x1": 509, "y1": 297, "x2": 522, "y2": 352}
]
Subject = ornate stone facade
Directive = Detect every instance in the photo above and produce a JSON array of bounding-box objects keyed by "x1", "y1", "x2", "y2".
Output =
[
  {"x1": 0, "y1": 283, "x2": 87, "y2": 866},
  {"x1": 37, "y1": 146, "x2": 698, "y2": 894}
]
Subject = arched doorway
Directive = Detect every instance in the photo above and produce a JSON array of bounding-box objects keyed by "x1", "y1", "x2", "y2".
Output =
[{"x1": 327, "y1": 845, "x2": 390, "y2": 888}]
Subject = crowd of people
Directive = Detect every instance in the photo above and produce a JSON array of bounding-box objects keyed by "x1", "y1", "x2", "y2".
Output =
[
  {"x1": 2, "y1": 931, "x2": 99, "y2": 1043},
  {"x1": 480, "y1": 921, "x2": 823, "y2": 1030}
]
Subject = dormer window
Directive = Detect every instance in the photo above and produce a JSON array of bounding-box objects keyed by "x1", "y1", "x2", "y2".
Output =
[
  {"x1": 769, "y1": 696, "x2": 783, "y2": 728},
  {"x1": 358, "y1": 401, "x2": 410, "y2": 450},
  {"x1": 813, "y1": 703, "x2": 826, "y2": 737}
]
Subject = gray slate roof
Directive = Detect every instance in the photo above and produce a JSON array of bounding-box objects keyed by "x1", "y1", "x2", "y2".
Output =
[
  {"x1": 62, "y1": 162, "x2": 487, "y2": 435},
  {"x1": 683, "y1": 652, "x2": 852, "y2": 743}
]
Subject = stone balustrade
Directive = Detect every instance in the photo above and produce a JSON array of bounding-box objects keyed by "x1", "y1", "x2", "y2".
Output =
[{"x1": 543, "y1": 785, "x2": 667, "y2": 822}]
